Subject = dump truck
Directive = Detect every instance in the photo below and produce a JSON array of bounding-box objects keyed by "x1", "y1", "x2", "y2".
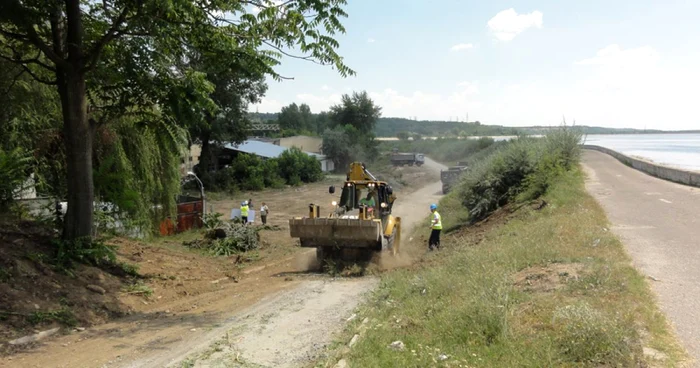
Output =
[
  {"x1": 289, "y1": 162, "x2": 401, "y2": 262},
  {"x1": 390, "y1": 149, "x2": 425, "y2": 166},
  {"x1": 441, "y1": 163, "x2": 469, "y2": 194}
]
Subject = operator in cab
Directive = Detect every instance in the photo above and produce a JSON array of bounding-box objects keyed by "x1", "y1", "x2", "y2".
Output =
[{"x1": 358, "y1": 189, "x2": 376, "y2": 214}]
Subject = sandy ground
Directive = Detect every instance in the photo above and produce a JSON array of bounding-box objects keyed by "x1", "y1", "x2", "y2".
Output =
[
  {"x1": 582, "y1": 150, "x2": 700, "y2": 367},
  {"x1": 0, "y1": 160, "x2": 445, "y2": 368},
  {"x1": 170, "y1": 157, "x2": 446, "y2": 368}
]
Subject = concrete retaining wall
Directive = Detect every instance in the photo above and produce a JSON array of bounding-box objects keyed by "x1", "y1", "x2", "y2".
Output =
[{"x1": 582, "y1": 145, "x2": 700, "y2": 188}]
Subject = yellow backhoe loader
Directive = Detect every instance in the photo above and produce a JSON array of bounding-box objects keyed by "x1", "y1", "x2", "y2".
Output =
[{"x1": 289, "y1": 162, "x2": 401, "y2": 262}]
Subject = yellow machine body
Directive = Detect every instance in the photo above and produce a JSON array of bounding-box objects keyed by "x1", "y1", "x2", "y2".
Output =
[{"x1": 289, "y1": 162, "x2": 401, "y2": 256}]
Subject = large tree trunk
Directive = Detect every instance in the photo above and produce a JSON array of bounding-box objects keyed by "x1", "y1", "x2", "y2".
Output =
[
  {"x1": 58, "y1": 0, "x2": 94, "y2": 241},
  {"x1": 198, "y1": 130, "x2": 213, "y2": 172},
  {"x1": 58, "y1": 71, "x2": 94, "y2": 240}
]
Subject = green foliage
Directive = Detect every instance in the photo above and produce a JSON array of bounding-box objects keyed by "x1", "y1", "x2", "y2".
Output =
[
  {"x1": 321, "y1": 91, "x2": 381, "y2": 169},
  {"x1": 116, "y1": 262, "x2": 140, "y2": 277},
  {"x1": 28, "y1": 307, "x2": 77, "y2": 327},
  {"x1": 329, "y1": 169, "x2": 677, "y2": 367},
  {"x1": 93, "y1": 117, "x2": 186, "y2": 234},
  {"x1": 202, "y1": 212, "x2": 225, "y2": 229},
  {"x1": 2, "y1": 0, "x2": 356, "y2": 242},
  {"x1": 0, "y1": 147, "x2": 32, "y2": 211},
  {"x1": 277, "y1": 147, "x2": 323, "y2": 185},
  {"x1": 456, "y1": 126, "x2": 582, "y2": 222},
  {"x1": 277, "y1": 103, "x2": 315, "y2": 132},
  {"x1": 124, "y1": 282, "x2": 154, "y2": 297},
  {"x1": 329, "y1": 91, "x2": 382, "y2": 132},
  {"x1": 553, "y1": 303, "x2": 637, "y2": 365},
  {"x1": 375, "y1": 118, "x2": 517, "y2": 137},
  {"x1": 52, "y1": 237, "x2": 117, "y2": 270},
  {"x1": 185, "y1": 222, "x2": 261, "y2": 256},
  {"x1": 202, "y1": 148, "x2": 321, "y2": 192}
]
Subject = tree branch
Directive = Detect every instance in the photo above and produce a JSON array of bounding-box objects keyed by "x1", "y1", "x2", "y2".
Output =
[
  {"x1": 2, "y1": 0, "x2": 70, "y2": 70},
  {"x1": 262, "y1": 40, "x2": 325, "y2": 65},
  {"x1": 1, "y1": 68, "x2": 26, "y2": 96},
  {"x1": 3, "y1": 43, "x2": 56, "y2": 71},
  {"x1": 83, "y1": 3, "x2": 138, "y2": 72},
  {"x1": 0, "y1": 54, "x2": 58, "y2": 85}
]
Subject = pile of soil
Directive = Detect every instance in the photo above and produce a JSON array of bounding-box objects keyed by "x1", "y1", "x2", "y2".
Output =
[{"x1": 0, "y1": 222, "x2": 129, "y2": 354}]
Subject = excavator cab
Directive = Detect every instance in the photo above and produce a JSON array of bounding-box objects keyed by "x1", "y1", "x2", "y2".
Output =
[{"x1": 289, "y1": 162, "x2": 401, "y2": 262}]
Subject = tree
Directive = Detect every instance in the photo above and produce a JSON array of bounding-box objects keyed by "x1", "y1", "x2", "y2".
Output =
[
  {"x1": 321, "y1": 126, "x2": 353, "y2": 169},
  {"x1": 182, "y1": 47, "x2": 268, "y2": 173},
  {"x1": 1, "y1": 0, "x2": 355, "y2": 241},
  {"x1": 322, "y1": 91, "x2": 381, "y2": 168},
  {"x1": 314, "y1": 111, "x2": 331, "y2": 135},
  {"x1": 278, "y1": 103, "x2": 315, "y2": 134},
  {"x1": 397, "y1": 131, "x2": 410, "y2": 141},
  {"x1": 329, "y1": 91, "x2": 382, "y2": 133},
  {"x1": 278, "y1": 103, "x2": 302, "y2": 131}
]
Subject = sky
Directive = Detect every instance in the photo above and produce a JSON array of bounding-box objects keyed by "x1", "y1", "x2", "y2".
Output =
[{"x1": 249, "y1": 0, "x2": 700, "y2": 130}]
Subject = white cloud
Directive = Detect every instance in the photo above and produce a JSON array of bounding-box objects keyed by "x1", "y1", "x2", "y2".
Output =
[
  {"x1": 250, "y1": 97, "x2": 285, "y2": 113},
  {"x1": 295, "y1": 93, "x2": 342, "y2": 110},
  {"x1": 575, "y1": 44, "x2": 659, "y2": 68},
  {"x1": 367, "y1": 38, "x2": 376, "y2": 43},
  {"x1": 487, "y1": 8, "x2": 543, "y2": 41},
  {"x1": 456, "y1": 81, "x2": 479, "y2": 95},
  {"x1": 320, "y1": 85, "x2": 331, "y2": 91},
  {"x1": 574, "y1": 44, "x2": 660, "y2": 90},
  {"x1": 450, "y1": 43, "x2": 473, "y2": 51}
]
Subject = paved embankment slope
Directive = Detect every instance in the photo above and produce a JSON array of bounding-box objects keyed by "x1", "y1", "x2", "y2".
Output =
[{"x1": 582, "y1": 149, "x2": 700, "y2": 366}]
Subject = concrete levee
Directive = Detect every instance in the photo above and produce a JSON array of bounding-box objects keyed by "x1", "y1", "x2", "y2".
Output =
[{"x1": 582, "y1": 145, "x2": 700, "y2": 188}]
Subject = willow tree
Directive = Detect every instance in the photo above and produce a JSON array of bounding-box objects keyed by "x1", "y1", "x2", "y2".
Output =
[{"x1": 0, "y1": 0, "x2": 354, "y2": 241}]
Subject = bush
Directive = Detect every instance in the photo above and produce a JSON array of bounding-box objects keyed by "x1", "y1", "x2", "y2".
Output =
[
  {"x1": 0, "y1": 147, "x2": 32, "y2": 212},
  {"x1": 200, "y1": 148, "x2": 322, "y2": 193},
  {"x1": 553, "y1": 303, "x2": 637, "y2": 365},
  {"x1": 277, "y1": 147, "x2": 323, "y2": 185},
  {"x1": 456, "y1": 126, "x2": 582, "y2": 222}
]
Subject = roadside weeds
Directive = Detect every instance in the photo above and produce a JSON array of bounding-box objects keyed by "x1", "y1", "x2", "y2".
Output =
[{"x1": 315, "y1": 168, "x2": 689, "y2": 368}]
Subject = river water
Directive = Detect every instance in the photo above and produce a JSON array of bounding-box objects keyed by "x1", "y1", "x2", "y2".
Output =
[
  {"x1": 378, "y1": 133, "x2": 700, "y2": 171},
  {"x1": 584, "y1": 134, "x2": 700, "y2": 172}
]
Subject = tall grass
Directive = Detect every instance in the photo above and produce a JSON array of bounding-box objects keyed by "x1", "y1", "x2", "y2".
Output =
[{"x1": 322, "y1": 168, "x2": 686, "y2": 367}]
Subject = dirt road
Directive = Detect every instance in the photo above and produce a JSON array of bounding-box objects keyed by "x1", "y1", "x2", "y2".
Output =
[
  {"x1": 171, "y1": 157, "x2": 446, "y2": 368},
  {"x1": 1, "y1": 159, "x2": 445, "y2": 368},
  {"x1": 582, "y1": 150, "x2": 700, "y2": 366}
]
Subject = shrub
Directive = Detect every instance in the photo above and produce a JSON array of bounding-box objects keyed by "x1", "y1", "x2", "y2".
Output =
[
  {"x1": 552, "y1": 303, "x2": 637, "y2": 365},
  {"x1": 456, "y1": 126, "x2": 582, "y2": 222},
  {"x1": 277, "y1": 147, "x2": 323, "y2": 185},
  {"x1": 0, "y1": 147, "x2": 32, "y2": 212}
]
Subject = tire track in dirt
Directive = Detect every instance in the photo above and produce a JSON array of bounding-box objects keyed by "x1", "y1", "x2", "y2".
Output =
[
  {"x1": 0, "y1": 159, "x2": 446, "y2": 368},
  {"x1": 171, "y1": 158, "x2": 447, "y2": 368}
]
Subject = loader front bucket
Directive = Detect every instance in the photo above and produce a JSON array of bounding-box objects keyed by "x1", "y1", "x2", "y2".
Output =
[{"x1": 289, "y1": 217, "x2": 383, "y2": 249}]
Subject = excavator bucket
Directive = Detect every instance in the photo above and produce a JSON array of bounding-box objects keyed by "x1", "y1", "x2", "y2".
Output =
[{"x1": 289, "y1": 217, "x2": 383, "y2": 249}]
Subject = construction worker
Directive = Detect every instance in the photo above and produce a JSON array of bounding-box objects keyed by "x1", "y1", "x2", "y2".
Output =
[
  {"x1": 240, "y1": 201, "x2": 249, "y2": 224},
  {"x1": 260, "y1": 202, "x2": 269, "y2": 225},
  {"x1": 428, "y1": 203, "x2": 441, "y2": 251}
]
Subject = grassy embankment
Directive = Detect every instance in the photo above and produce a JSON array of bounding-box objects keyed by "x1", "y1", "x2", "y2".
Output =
[{"x1": 319, "y1": 131, "x2": 687, "y2": 367}]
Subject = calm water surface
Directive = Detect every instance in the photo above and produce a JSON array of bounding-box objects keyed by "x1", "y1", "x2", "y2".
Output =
[{"x1": 584, "y1": 134, "x2": 700, "y2": 172}]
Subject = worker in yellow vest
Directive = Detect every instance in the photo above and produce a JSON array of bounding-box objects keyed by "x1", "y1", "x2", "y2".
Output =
[
  {"x1": 428, "y1": 203, "x2": 441, "y2": 251},
  {"x1": 240, "y1": 201, "x2": 249, "y2": 224}
]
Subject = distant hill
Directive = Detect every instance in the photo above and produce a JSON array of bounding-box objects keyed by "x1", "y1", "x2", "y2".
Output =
[{"x1": 249, "y1": 112, "x2": 700, "y2": 137}]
